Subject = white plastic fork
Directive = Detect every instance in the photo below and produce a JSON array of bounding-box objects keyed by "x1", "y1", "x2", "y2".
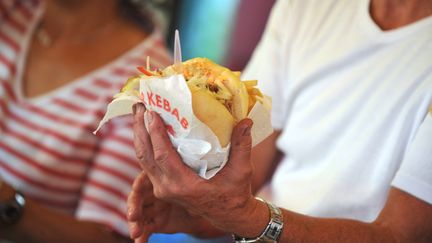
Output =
[{"x1": 174, "y1": 29, "x2": 183, "y2": 72}]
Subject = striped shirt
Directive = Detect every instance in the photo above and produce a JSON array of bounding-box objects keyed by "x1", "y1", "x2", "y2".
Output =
[{"x1": 0, "y1": 0, "x2": 172, "y2": 236}]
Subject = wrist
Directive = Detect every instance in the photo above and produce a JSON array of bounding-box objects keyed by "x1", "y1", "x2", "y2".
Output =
[
  {"x1": 0, "y1": 183, "x2": 26, "y2": 229},
  {"x1": 233, "y1": 197, "x2": 284, "y2": 243},
  {"x1": 213, "y1": 196, "x2": 269, "y2": 238}
]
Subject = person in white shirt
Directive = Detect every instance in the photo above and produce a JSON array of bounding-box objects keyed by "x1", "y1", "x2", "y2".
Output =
[{"x1": 127, "y1": 0, "x2": 432, "y2": 242}]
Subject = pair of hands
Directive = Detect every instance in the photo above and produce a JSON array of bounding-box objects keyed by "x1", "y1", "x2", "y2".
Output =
[{"x1": 127, "y1": 103, "x2": 258, "y2": 242}]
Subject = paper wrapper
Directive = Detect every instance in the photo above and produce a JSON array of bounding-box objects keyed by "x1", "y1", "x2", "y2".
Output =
[{"x1": 95, "y1": 75, "x2": 273, "y2": 179}]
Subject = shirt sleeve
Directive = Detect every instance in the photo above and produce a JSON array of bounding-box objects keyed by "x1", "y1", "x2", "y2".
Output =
[
  {"x1": 392, "y1": 111, "x2": 432, "y2": 204},
  {"x1": 75, "y1": 115, "x2": 140, "y2": 237},
  {"x1": 241, "y1": 0, "x2": 292, "y2": 130}
]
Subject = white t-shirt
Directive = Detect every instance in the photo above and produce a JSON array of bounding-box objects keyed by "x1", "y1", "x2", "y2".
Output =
[{"x1": 243, "y1": 0, "x2": 432, "y2": 222}]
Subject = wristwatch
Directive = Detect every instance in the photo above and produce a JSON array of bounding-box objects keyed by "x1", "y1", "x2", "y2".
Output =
[
  {"x1": 233, "y1": 197, "x2": 284, "y2": 243},
  {"x1": 0, "y1": 186, "x2": 26, "y2": 227}
]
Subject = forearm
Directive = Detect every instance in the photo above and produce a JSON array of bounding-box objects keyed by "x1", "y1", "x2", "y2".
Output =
[
  {"x1": 227, "y1": 199, "x2": 399, "y2": 243},
  {"x1": 1, "y1": 194, "x2": 130, "y2": 243},
  {"x1": 278, "y1": 210, "x2": 396, "y2": 243}
]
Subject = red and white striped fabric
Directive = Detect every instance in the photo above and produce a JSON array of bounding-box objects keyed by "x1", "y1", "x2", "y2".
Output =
[{"x1": 0, "y1": 0, "x2": 172, "y2": 236}]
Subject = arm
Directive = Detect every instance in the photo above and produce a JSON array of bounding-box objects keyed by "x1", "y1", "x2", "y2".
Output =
[
  {"x1": 128, "y1": 105, "x2": 432, "y2": 242},
  {"x1": 231, "y1": 187, "x2": 432, "y2": 243},
  {"x1": 0, "y1": 181, "x2": 131, "y2": 243}
]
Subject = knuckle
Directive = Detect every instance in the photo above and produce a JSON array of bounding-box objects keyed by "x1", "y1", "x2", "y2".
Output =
[
  {"x1": 169, "y1": 184, "x2": 187, "y2": 197},
  {"x1": 153, "y1": 148, "x2": 170, "y2": 163},
  {"x1": 232, "y1": 139, "x2": 252, "y2": 152},
  {"x1": 155, "y1": 182, "x2": 188, "y2": 200},
  {"x1": 135, "y1": 150, "x2": 153, "y2": 166},
  {"x1": 153, "y1": 187, "x2": 165, "y2": 199},
  {"x1": 153, "y1": 186, "x2": 179, "y2": 200},
  {"x1": 237, "y1": 167, "x2": 254, "y2": 183},
  {"x1": 241, "y1": 166, "x2": 253, "y2": 178},
  {"x1": 135, "y1": 149, "x2": 145, "y2": 160}
]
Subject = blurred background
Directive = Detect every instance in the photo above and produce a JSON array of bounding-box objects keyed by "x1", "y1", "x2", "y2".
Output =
[{"x1": 147, "y1": 0, "x2": 275, "y2": 71}]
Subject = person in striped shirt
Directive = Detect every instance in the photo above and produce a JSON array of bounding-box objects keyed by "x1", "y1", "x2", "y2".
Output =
[{"x1": 0, "y1": 0, "x2": 172, "y2": 242}]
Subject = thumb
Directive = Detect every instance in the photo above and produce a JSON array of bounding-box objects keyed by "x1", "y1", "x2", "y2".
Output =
[{"x1": 226, "y1": 119, "x2": 253, "y2": 171}]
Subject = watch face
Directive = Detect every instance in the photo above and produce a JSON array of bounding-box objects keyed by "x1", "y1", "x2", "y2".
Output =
[
  {"x1": 265, "y1": 220, "x2": 283, "y2": 239},
  {"x1": 0, "y1": 193, "x2": 25, "y2": 227},
  {"x1": 1, "y1": 202, "x2": 21, "y2": 224}
]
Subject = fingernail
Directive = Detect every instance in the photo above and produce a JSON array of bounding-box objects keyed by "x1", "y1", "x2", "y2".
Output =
[
  {"x1": 132, "y1": 104, "x2": 137, "y2": 115},
  {"x1": 243, "y1": 124, "x2": 252, "y2": 136},
  {"x1": 137, "y1": 103, "x2": 145, "y2": 113},
  {"x1": 144, "y1": 111, "x2": 153, "y2": 127}
]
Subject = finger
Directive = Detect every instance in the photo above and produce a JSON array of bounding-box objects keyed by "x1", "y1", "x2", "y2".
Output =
[
  {"x1": 128, "y1": 214, "x2": 156, "y2": 240},
  {"x1": 135, "y1": 232, "x2": 150, "y2": 243},
  {"x1": 133, "y1": 103, "x2": 161, "y2": 179},
  {"x1": 128, "y1": 221, "x2": 144, "y2": 239},
  {"x1": 225, "y1": 119, "x2": 253, "y2": 173},
  {"x1": 127, "y1": 172, "x2": 154, "y2": 222},
  {"x1": 135, "y1": 223, "x2": 154, "y2": 243},
  {"x1": 127, "y1": 173, "x2": 155, "y2": 239},
  {"x1": 146, "y1": 111, "x2": 196, "y2": 179}
]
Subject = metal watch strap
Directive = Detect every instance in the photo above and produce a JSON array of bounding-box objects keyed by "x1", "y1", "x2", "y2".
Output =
[{"x1": 233, "y1": 197, "x2": 284, "y2": 243}]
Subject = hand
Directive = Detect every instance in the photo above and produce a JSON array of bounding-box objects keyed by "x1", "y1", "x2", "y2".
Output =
[
  {"x1": 131, "y1": 103, "x2": 260, "y2": 236},
  {"x1": 127, "y1": 171, "x2": 216, "y2": 242}
]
